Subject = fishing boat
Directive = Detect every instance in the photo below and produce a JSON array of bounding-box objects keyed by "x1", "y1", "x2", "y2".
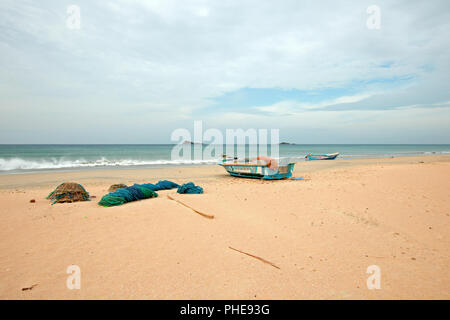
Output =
[
  {"x1": 219, "y1": 157, "x2": 296, "y2": 180},
  {"x1": 305, "y1": 152, "x2": 339, "y2": 160}
]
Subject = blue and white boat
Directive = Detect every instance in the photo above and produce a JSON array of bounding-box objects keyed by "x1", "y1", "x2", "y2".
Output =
[
  {"x1": 305, "y1": 152, "x2": 339, "y2": 160},
  {"x1": 219, "y1": 157, "x2": 296, "y2": 180}
]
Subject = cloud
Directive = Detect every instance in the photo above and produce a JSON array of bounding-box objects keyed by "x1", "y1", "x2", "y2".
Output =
[
  {"x1": 0, "y1": 0, "x2": 449, "y2": 143},
  {"x1": 254, "y1": 93, "x2": 374, "y2": 115}
]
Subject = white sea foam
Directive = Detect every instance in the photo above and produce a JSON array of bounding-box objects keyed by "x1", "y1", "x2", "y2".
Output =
[{"x1": 0, "y1": 157, "x2": 218, "y2": 171}]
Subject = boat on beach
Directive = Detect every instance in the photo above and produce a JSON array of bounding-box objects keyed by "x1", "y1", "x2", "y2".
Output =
[
  {"x1": 305, "y1": 152, "x2": 339, "y2": 160},
  {"x1": 219, "y1": 156, "x2": 296, "y2": 180}
]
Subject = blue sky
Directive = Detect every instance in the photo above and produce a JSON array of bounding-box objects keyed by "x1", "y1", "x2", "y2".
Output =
[
  {"x1": 206, "y1": 75, "x2": 417, "y2": 114},
  {"x1": 0, "y1": 0, "x2": 449, "y2": 143}
]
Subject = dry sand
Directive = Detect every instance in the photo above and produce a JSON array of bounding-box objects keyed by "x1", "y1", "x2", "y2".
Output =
[{"x1": 0, "y1": 155, "x2": 449, "y2": 299}]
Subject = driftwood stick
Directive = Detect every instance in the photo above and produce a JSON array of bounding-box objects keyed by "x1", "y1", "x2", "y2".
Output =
[
  {"x1": 22, "y1": 284, "x2": 38, "y2": 291},
  {"x1": 229, "y1": 246, "x2": 280, "y2": 269},
  {"x1": 167, "y1": 195, "x2": 214, "y2": 219}
]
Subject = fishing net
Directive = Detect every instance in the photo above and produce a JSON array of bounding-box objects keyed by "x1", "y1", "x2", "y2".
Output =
[
  {"x1": 177, "y1": 182, "x2": 203, "y2": 194},
  {"x1": 98, "y1": 180, "x2": 177, "y2": 207},
  {"x1": 46, "y1": 182, "x2": 90, "y2": 205},
  {"x1": 98, "y1": 180, "x2": 203, "y2": 207},
  {"x1": 108, "y1": 184, "x2": 128, "y2": 192}
]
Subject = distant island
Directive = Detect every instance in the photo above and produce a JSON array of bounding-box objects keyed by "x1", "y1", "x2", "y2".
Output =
[{"x1": 279, "y1": 142, "x2": 295, "y2": 145}]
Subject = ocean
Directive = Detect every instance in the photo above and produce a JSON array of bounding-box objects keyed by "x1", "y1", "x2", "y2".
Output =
[{"x1": 0, "y1": 144, "x2": 449, "y2": 174}]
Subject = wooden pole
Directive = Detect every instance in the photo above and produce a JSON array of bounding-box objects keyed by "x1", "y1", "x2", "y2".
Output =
[
  {"x1": 229, "y1": 246, "x2": 280, "y2": 269},
  {"x1": 167, "y1": 195, "x2": 214, "y2": 219}
]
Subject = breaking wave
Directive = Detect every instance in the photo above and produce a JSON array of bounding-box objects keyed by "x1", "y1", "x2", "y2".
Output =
[{"x1": 0, "y1": 157, "x2": 218, "y2": 171}]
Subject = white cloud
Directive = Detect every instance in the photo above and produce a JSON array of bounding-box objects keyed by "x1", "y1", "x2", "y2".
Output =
[
  {"x1": 254, "y1": 93, "x2": 374, "y2": 114},
  {"x1": 0, "y1": 0, "x2": 449, "y2": 143}
]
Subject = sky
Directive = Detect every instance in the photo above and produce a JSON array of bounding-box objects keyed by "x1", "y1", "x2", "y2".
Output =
[{"x1": 0, "y1": 0, "x2": 449, "y2": 144}]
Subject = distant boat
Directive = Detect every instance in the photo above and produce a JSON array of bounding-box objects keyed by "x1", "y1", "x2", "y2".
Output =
[
  {"x1": 305, "y1": 152, "x2": 339, "y2": 160},
  {"x1": 181, "y1": 140, "x2": 203, "y2": 145}
]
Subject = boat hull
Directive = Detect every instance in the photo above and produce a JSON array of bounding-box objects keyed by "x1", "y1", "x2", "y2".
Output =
[
  {"x1": 305, "y1": 153, "x2": 339, "y2": 161},
  {"x1": 219, "y1": 163, "x2": 295, "y2": 180}
]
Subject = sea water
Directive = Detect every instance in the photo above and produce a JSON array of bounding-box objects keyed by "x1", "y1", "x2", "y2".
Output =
[{"x1": 0, "y1": 144, "x2": 449, "y2": 174}]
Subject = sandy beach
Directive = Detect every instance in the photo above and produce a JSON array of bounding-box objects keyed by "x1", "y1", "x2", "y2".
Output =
[{"x1": 0, "y1": 155, "x2": 449, "y2": 299}]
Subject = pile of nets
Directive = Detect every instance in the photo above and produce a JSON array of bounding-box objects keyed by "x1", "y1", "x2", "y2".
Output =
[
  {"x1": 177, "y1": 182, "x2": 203, "y2": 194},
  {"x1": 98, "y1": 180, "x2": 203, "y2": 207},
  {"x1": 47, "y1": 182, "x2": 90, "y2": 205},
  {"x1": 108, "y1": 184, "x2": 128, "y2": 192}
]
